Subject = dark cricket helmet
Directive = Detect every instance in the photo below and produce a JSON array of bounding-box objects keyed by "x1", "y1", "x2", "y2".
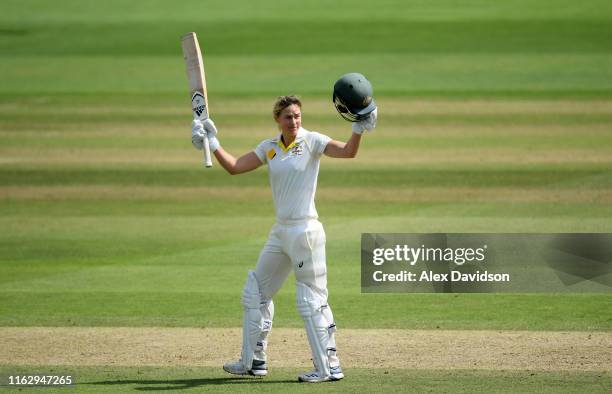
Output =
[{"x1": 333, "y1": 72, "x2": 376, "y2": 122}]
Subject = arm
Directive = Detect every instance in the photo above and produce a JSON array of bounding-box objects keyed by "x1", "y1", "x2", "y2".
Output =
[
  {"x1": 192, "y1": 119, "x2": 263, "y2": 175},
  {"x1": 214, "y1": 148, "x2": 263, "y2": 175},
  {"x1": 323, "y1": 132, "x2": 362, "y2": 158},
  {"x1": 324, "y1": 107, "x2": 377, "y2": 159}
]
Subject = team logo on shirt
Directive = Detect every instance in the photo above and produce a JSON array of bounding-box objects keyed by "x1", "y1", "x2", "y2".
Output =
[
  {"x1": 291, "y1": 141, "x2": 303, "y2": 156},
  {"x1": 267, "y1": 148, "x2": 277, "y2": 160}
]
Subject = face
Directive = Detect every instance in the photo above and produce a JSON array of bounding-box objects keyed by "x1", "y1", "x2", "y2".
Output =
[{"x1": 275, "y1": 104, "x2": 301, "y2": 135}]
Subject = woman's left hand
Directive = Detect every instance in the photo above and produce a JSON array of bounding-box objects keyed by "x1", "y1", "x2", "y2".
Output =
[{"x1": 352, "y1": 108, "x2": 377, "y2": 134}]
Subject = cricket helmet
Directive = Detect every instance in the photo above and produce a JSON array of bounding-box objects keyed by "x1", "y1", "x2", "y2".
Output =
[{"x1": 333, "y1": 72, "x2": 376, "y2": 122}]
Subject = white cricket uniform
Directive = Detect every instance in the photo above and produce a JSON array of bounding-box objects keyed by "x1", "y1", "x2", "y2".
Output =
[
  {"x1": 237, "y1": 126, "x2": 340, "y2": 373},
  {"x1": 252, "y1": 127, "x2": 331, "y2": 300}
]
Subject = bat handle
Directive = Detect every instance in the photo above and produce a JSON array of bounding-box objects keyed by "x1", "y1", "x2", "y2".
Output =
[{"x1": 202, "y1": 130, "x2": 213, "y2": 168}]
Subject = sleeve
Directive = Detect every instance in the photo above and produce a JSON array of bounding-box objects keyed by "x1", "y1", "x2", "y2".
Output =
[
  {"x1": 309, "y1": 131, "x2": 332, "y2": 157},
  {"x1": 253, "y1": 140, "x2": 269, "y2": 164}
]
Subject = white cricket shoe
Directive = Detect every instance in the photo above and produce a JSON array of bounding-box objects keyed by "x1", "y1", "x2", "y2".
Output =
[
  {"x1": 298, "y1": 366, "x2": 344, "y2": 383},
  {"x1": 223, "y1": 359, "x2": 268, "y2": 377}
]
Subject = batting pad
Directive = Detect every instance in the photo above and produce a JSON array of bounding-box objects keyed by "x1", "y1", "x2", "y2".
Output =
[
  {"x1": 296, "y1": 281, "x2": 332, "y2": 377},
  {"x1": 240, "y1": 270, "x2": 262, "y2": 370}
]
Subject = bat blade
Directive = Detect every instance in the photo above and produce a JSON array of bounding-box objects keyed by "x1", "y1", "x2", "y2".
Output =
[{"x1": 181, "y1": 32, "x2": 212, "y2": 168}]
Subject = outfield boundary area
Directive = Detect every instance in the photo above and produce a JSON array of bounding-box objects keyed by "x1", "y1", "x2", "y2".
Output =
[{"x1": 0, "y1": 328, "x2": 609, "y2": 371}]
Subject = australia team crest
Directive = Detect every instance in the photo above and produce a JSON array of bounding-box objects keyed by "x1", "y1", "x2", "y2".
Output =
[{"x1": 291, "y1": 141, "x2": 303, "y2": 156}]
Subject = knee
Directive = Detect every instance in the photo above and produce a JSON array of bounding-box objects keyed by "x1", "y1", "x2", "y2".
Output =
[
  {"x1": 241, "y1": 271, "x2": 275, "y2": 314},
  {"x1": 296, "y1": 281, "x2": 326, "y2": 317},
  {"x1": 241, "y1": 271, "x2": 261, "y2": 309}
]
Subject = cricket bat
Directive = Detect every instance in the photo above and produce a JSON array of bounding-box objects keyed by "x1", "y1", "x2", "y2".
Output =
[{"x1": 181, "y1": 32, "x2": 212, "y2": 168}]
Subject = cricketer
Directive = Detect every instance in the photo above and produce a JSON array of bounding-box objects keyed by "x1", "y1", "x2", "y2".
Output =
[{"x1": 191, "y1": 74, "x2": 377, "y2": 382}]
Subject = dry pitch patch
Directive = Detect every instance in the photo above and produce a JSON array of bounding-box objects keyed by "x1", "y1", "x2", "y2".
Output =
[{"x1": 0, "y1": 328, "x2": 610, "y2": 372}]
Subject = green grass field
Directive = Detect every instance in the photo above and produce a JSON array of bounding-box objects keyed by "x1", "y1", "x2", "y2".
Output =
[
  {"x1": 1, "y1": 366, "x2": 609, "y2": 393},
  {"x1": 1, "y1": 1, "x2": 611, "y2": 392}
]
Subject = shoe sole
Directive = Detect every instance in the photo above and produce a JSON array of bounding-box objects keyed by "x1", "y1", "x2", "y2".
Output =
[
  {"x1": 298, "y1": 374, "x2": 343, "y2": 383},
  {"x1": 223, "y1": 365, "x2": 267, "y2": 377},
  {"x1": 248, "y1": 369, "x2": 268, "y2": 377},
  {"x1": 223, "y1": 365, "x2": 247, "y2": 376}
]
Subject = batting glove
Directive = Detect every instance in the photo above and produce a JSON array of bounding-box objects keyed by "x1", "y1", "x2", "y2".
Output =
[
  {"x1": 191, "y1": 120, "x2": 206, "y2": 150},
  {"x1": 352, "y1": 107, "x2": 378, "y2": 135},
  {"x1": 203, "y1": 118, "x2": 220, "y2": 152}
]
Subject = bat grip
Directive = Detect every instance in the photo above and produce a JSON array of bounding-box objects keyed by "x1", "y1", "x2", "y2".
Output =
[{"x1": 202, "y1": 130, "x2": 213, "y2": 168}]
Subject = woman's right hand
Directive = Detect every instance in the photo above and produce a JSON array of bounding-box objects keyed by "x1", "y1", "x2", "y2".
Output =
[{"x1": 191, "y1": 119, "x2": 205, "y2": 150}]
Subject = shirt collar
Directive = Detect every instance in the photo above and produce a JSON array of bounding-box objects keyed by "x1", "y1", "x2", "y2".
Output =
[{"x1": 275, "y1": 127, "x2": 306, "y2": 152}]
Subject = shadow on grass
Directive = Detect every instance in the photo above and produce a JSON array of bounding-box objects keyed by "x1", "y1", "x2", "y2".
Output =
[{"x1": 86, "y1": 376, "x2": 297, "y2": 391}]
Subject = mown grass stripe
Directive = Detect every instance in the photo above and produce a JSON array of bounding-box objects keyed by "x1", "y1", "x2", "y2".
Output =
[
  {"x1": 1, "y1": 168, "x2": 609, "y2": 188},
  {"x1": 1, "y1": 20, "x2": 611, "y2": 56}
]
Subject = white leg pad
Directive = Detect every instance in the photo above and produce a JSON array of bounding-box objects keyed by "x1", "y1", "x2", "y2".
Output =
[
  {"x1": 255, "y1": 298, "x2": 274, "y2": 361},
  {"x1": 296, "y1": 282, "x2": 332, "y2": 378},
  {"x1": 321, "y1": 304, "x2": 340, "y2": 368},
  {"x1": 240, "y1": 271, "x2": 274, "y2": 370}
]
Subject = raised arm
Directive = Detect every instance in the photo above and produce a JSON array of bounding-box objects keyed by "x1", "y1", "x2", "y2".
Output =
[
  {"x1": 324, "y1": 108, "x2": 377, "y2": 159},
  {"x1": 192, "y1": 118, "x2": 263, "y2": 175},
  {"x1": 324, "y1": 133, "x2": 362, "y2": 158},
  {"x1": 214, "y1": 149, "x2": 263, "y2": 175}
]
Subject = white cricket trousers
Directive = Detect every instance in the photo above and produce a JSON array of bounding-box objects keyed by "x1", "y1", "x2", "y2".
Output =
[
  {"x1": 251, "y1": 219, "x2": 340, "y2": 370},
  {"x1": 255, "y1": 219, "x2": 328, "y2": 302}
]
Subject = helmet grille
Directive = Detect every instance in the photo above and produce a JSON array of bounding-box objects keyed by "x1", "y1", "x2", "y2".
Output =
[{"x1": 333, "y1": 93, "x2": 361, "y2": 122}]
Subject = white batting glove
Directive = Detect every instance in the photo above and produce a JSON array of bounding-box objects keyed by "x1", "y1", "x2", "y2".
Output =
[
  {"x1": 191, "y1": 120, "x2": 206, "y2": 150},
  {"x1": 352, "y1": 107, "x2": 378, "y2": 135},
  {"x1": 203, "y1": 118, "x2": 220, "y2": 152}
]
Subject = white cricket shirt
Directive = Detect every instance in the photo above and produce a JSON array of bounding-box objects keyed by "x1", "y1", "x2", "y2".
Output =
[{"x1": 254, "y1": 127, "x2": 331, "y2": 222}]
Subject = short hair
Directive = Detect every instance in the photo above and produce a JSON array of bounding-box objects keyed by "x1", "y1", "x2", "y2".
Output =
[{"x1": 273, "y1": 95, "x2": 302, "y2": 119}]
